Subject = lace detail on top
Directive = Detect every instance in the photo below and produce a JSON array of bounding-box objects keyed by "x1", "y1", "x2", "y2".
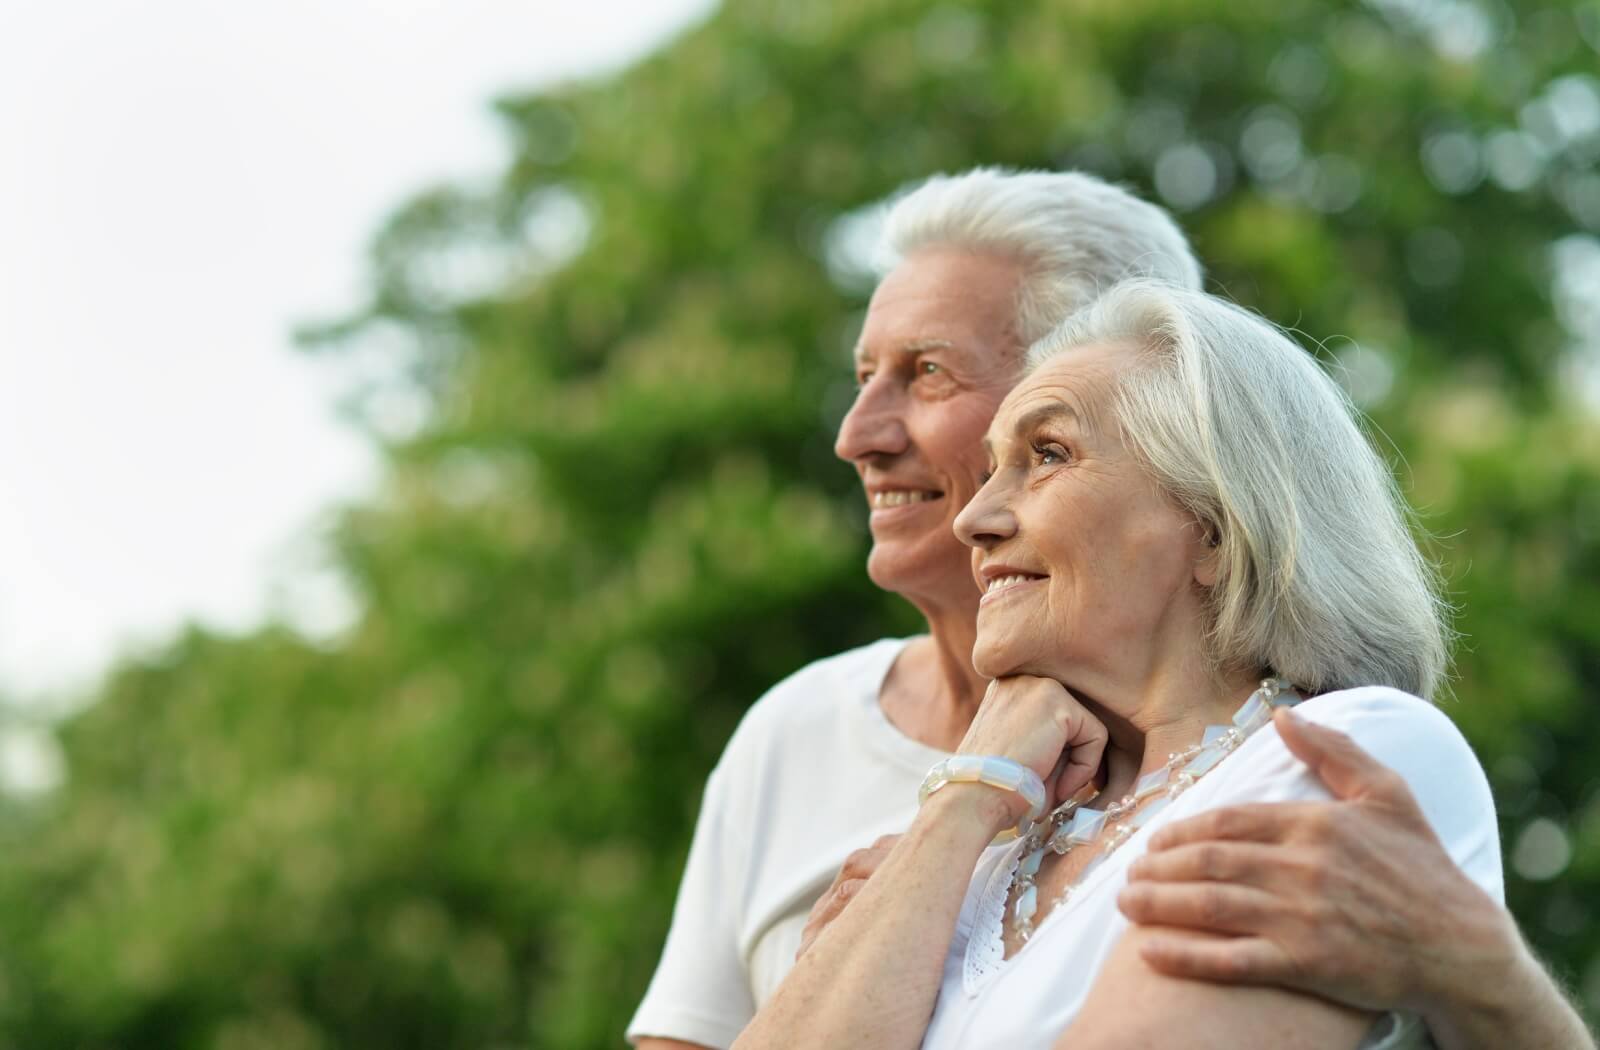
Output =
[{"x1": 962, "y1": 839, "x2": 1028, "y2": 995}]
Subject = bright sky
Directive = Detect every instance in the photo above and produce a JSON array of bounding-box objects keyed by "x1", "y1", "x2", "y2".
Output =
[{"x1": 0, "y1": 0, "x2": 716, "y2": 704}]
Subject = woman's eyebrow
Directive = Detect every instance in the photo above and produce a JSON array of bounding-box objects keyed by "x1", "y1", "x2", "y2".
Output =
[
  {"x1": 983, "y1": 401, "x2": 1080, "y2": 461},
  {"x1": 1011, "y1": 402, "x2": 1080, "y2": 436}
]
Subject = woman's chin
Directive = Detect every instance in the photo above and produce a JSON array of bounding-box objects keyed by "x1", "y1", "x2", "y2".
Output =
[{"x1": 971, "y1": 641, "x2": 1021, "y2": 681}]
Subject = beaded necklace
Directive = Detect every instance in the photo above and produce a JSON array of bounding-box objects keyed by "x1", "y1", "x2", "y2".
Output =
[{"x1": 1008, "y1": 677, "x2": 1302, "y2": 942}]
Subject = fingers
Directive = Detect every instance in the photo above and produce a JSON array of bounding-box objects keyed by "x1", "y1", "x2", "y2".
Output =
[
  {"x1": 1136, "y1": 930, "x2": 1294, "y2": 986},
  {"x1": 838, "y1": 843, "x2": 893, "y2": 882},
  {"x1": 1144, "y1": 801, "x2": 1321, "y2": 852},
  {"x1": 1056, "y1": 710, "x2": 1109, "y2": 802},
  {"x1": 1126, "y1": 841, "x2": 1286, "y2": 887},
  {"x1": 964, "y1": 676, "x2": 1111, "y2": 794},
  {"x1": 1118, "y1": 881, "x2": 1280, "y2": 937},
  {"x1": 797, "y1": 836, "x2": 899, "y2": 961},
  {"x1": 797, "y1": 878, "x2": 866, "y2": 960},
  {"x1": 1272, "y1": 707, "x2": 1410, "y2": 804}
]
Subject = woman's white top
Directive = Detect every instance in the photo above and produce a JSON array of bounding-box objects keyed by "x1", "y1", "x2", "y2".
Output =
[{"x1": 920, "y1": 686, "x2": 1503, "y2": 1050}]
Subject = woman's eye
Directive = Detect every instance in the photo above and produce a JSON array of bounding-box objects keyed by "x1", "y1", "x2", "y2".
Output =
[{"x1": 1034, "y1": 443, "x2": 1069, "y2": 465}]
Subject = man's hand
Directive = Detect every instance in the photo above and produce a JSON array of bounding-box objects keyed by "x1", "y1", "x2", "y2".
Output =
[
  {"x1": 796, "y1": 835, "x2": 900, "y2": 960},
  {"x1": 1116, "y1": 706, "x2": 1596, "y2": 1050}
]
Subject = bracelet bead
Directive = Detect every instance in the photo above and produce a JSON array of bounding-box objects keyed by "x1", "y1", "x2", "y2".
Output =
[{"x1": 918, "y1": 755, "x2": 1048, "y2": 841}]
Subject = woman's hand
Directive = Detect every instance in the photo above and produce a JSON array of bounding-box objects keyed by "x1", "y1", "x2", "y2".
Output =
[
  {"x1": 791, "y1": 677, "x2": 1107, "y2": 965},
  {"x1": 957, "y1": 675, "x2": 1109, "y2": 812}
]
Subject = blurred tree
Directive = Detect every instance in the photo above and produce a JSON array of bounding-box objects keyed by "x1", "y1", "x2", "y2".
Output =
[{"x1": 1, "y1": 0, "x2": 1596, "y2": 1046}]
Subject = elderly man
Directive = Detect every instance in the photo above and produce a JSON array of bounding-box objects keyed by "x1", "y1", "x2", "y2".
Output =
[{"x1": 628, "y1": 168, "x2": 1593, "y2": 1050}]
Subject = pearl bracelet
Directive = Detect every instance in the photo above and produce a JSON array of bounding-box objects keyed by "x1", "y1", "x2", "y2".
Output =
[{"x1": 918, "y1": 756, "x2": 1048, "y2": 841}]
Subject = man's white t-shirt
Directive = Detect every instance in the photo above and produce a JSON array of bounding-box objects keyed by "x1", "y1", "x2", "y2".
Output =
[
  {"x1": 627, "y1": 637, "x2": 939, "y2": 1048},
  {"x1": 920, "y1": 686, "x2": 1503, "y2": 1050}
]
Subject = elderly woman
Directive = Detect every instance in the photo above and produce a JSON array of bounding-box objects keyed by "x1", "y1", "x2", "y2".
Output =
[{"x1": 735, "y1": 280, "x2": 1502, "y2": 1050}]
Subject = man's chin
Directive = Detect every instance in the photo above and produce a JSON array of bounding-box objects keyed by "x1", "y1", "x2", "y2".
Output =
[{"x1": 864, "y1": 541, "x2": 957, "y2": 597}]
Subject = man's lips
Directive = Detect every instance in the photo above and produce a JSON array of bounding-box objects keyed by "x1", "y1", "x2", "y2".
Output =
[{"x1": 868, "y1": 488, "x2": 944, "y2": 509}]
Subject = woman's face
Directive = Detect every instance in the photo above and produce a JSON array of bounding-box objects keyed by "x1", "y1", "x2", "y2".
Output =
[{"x1": 954, "y1": 343, "x2": 1214, "y2": 685}]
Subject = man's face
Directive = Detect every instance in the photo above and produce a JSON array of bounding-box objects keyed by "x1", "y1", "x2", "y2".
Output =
[{"x1": 834, "y1": 248, "x2": 1026, "y2": 611}]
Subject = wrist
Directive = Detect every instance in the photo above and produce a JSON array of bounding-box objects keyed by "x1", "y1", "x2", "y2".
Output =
[
  {"x1": 1412, "y1": 897, "x2": 1527, "y2": 1038},
  {"x1": 919, "y1": 755, "x2": 1046, "y2": 840},
  {"x1": 917, "y1": 779, "x2": 1023, "y2": 838}
]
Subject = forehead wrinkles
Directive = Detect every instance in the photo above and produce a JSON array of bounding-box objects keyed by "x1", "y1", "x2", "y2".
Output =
[
  {"x1": 990, "y1": 370, "x2": 1108, "y2": 449},
  {"x1": 1025, "y1": 349, "x2": 1130, "y2": 428}
]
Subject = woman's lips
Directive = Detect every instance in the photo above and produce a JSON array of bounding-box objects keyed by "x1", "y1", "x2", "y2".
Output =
[{"x1": 978, "y1": 573, "x2": 1046, "y2": 605}]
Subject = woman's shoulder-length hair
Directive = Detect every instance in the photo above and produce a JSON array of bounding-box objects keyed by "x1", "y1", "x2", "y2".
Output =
[{"x1": 1029, "y1": 278, "x2": 1450, "y2": 700}]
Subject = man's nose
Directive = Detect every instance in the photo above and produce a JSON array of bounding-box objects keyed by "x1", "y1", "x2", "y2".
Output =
[{"x1": 834, "y1": 377, "x2": 909, "y2": 464}]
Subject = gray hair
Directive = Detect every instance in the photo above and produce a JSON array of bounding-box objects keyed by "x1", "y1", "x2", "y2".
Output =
[
  {"x1": 881, "y1": 167, "x2": 1204, "y2": 345},
  {"x1": 1030, "y1": 279, "x2": 1450, "y2": 699}
]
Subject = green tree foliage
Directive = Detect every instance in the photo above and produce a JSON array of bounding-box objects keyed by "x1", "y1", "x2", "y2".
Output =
[{"x1": 2, "y1": 1, "x2": 1598, "y2": 1046}]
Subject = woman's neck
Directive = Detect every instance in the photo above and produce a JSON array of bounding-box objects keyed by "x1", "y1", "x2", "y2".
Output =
[{"x1": 1078, "y1": 659, "x2": 1262, "y2": 803}]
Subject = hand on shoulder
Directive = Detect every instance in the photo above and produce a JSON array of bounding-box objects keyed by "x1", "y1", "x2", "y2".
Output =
[{"x1": 1118, "y1": 707, "x2": 1515, "y2": 1017}]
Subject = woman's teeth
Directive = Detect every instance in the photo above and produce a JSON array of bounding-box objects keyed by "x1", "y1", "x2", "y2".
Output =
[
  {"x1": 871, "y1": 490, "x2": 938, "y2": 508},
  {"x1": 986, "y1": 574, "x2": 1037, "y2": 594}
]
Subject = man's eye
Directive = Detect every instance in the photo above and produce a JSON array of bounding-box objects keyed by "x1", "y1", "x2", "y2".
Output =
[
  {"x1": 918, "y1": 360, "x2": 941, "y2": 376},
  {"x1": 856, "y1": 370, "x2": 874, "y2": 387}
]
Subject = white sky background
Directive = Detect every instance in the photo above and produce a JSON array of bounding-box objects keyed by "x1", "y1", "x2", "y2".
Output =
[{"x1": 0, "y1": 0, "x2": 716, "y2": 704}]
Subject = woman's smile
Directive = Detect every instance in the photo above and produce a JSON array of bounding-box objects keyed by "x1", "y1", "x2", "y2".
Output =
[{"x1": 977, "y1": 568, "x2": 1049, "y2": 606}]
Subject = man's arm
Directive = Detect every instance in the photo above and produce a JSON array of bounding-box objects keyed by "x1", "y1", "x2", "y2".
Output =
[
  {"x1": 1117, "y1": 708, "x2": 1596, "y2": 1050},
  {"x1": 627, "y1": 763, "x2": 758, "y2": 1050}
]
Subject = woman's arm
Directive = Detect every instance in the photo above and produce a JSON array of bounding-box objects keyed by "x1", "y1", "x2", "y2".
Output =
[
  {"x1": 1057, "y1": 925, "x2": 1375, "y2": 1050},
  {"x1": 736, "y1": 675, "x2": 1108, "y2": 1050},
  {"x1": 732, "y1": 784, "x2": 1008, "y2": 1050}
]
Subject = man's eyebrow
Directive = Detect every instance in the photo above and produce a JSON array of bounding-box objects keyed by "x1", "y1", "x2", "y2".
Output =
[{"x1": 853, "y1": 336, "x2": 958, "y2": 363}]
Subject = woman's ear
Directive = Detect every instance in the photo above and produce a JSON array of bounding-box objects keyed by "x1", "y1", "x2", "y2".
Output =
[{"x1": 1192, "y1": 521, "x2": 1221, "y2": 588}]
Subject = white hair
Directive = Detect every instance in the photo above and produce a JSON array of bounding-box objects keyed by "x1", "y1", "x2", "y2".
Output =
[
  {"x1": 881, "y1": 167, "x2": 1203, "y2": 345},
  {"x1": 1030, "y1": 279, "x2": 1450, "y2": 699}
]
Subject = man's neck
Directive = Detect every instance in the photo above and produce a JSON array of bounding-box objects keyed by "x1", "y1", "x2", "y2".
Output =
[{"x1": 878, "y1": 594, "x2": 988, "y2": 753}]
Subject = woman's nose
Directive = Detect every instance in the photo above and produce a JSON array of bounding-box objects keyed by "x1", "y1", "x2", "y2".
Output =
[
  {"x1": 953, "y1": 477, "x2": 1016, "y2": 550},
  {"x1": 834, "y1": 379, "x2": 909, "y2": 464}
]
